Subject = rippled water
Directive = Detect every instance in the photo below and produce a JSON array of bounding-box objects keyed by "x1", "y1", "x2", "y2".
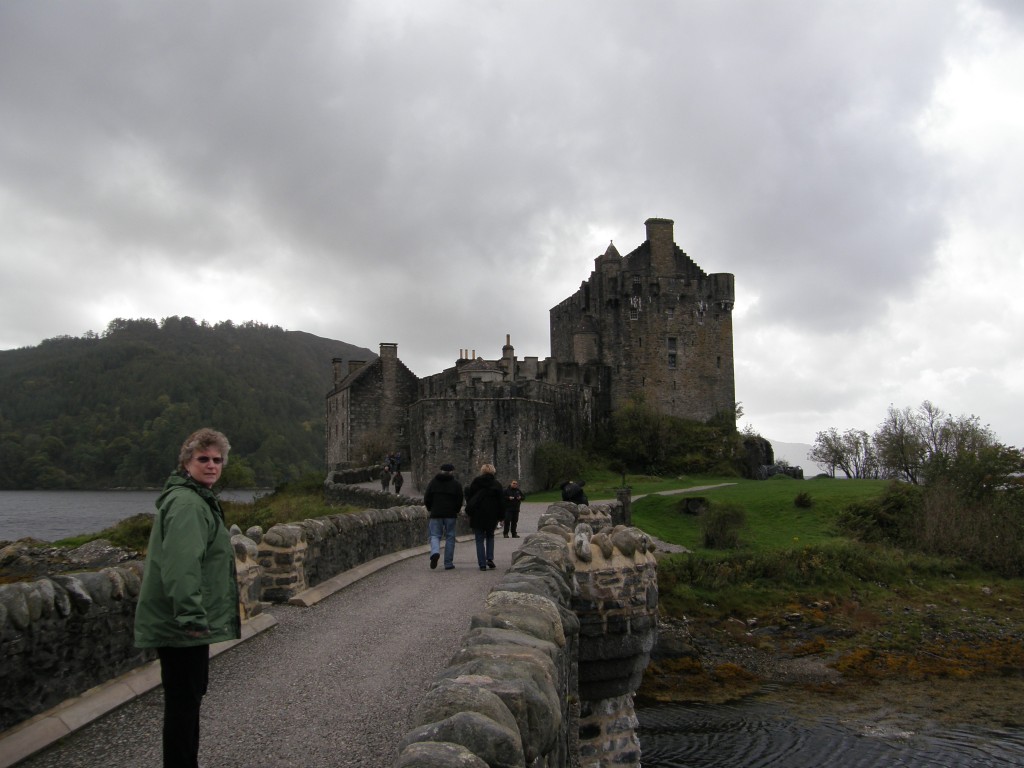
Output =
[{"x1": 638, "y1": 699, "x2": 1024, "y2": 767}]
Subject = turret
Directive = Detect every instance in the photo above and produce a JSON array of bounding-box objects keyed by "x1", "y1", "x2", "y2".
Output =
[{"x1": 711, "y1": 273, "x2": 735, "y2": 311}]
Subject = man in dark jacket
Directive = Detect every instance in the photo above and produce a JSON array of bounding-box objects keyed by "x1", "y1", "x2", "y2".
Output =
[
  {"x1": 466, "y1": 463, "x2": 504, "y2": 570},
  {"x1": 502, "y1": 479, "x2": 525, "y2": 538},
  {"x1": 423, "y1": 463, "x2": 464, "y2": 570}
]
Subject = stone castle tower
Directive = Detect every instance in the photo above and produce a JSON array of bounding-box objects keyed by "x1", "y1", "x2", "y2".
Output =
[
  {"x1": 326, "y1": 217, "x2": 735, "y2": 491},
  {"x1": 549, "y1": 217, "x2": 735, "y2": 423}
]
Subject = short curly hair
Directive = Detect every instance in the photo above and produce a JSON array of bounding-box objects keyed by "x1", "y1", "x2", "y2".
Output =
[
  {"x1": 178, "y1": 428, "x2": 231, "y2": 471},
  {"x1": 479, "y1": 463, "x2": 496, "y2": 475}
]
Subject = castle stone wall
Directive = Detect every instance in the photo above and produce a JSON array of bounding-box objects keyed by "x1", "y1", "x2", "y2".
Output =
[{"x1": 410, "y1": 380, "x2": 593, "y2": 493}]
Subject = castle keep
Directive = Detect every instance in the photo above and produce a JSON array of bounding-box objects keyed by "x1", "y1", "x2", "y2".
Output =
[{"x1": 326, "y1": 217, "x2": 735, "y2": 491}]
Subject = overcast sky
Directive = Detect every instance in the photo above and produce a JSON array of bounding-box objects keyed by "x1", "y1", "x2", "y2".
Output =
[{"x1": 2, "y1": 1, "x2": 1022, "y2": 452}]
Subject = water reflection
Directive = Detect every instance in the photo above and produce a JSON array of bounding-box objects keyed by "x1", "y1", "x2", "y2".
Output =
[{"x1": 637, "y1": 699, "x2": 1024, "y2": 767}]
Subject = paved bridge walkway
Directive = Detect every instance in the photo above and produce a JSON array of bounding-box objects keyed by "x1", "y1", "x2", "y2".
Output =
[{"x1": 10, "y1": 498, "x2": 549, "y2": 768}]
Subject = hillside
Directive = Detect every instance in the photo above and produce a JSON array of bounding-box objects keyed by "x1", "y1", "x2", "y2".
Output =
[{"x1": 0, "y1": 317, "x2": 374, "y2": 489}]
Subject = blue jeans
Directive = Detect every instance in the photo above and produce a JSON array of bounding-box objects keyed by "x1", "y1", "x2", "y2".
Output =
[
  {"x1": 429, "y1": 517, "x2": 457, "y2": 568},
  {"x1": 474, "y1": 529, "x2": 495, "y2": 568}
]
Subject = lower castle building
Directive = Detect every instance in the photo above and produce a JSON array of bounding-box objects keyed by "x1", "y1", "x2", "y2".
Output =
[{"x1": 326, "y1": 217, "x2": 735, "y2": 492}]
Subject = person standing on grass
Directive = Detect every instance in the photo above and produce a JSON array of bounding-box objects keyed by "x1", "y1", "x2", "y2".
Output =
[
  {"x1": 423, "y1": 462, "x2": 463, "y2": 570},
  {"x1": 380, "y1": 463, "x2": 392, "y2": 492},
  {"x1": 466, "y1": 463, "x2": 504, "y2": 571},
  {"x1": 392, "y1": 469, "x2": 404, "y2": 495},
  {"x1": 134, "y1": 427, "x2": 240, "y2": 768}
]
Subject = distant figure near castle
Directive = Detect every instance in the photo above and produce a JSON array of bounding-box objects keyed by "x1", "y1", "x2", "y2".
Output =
[{"x1": 325, "y1": 217, "x2": 735, "y2": 492}]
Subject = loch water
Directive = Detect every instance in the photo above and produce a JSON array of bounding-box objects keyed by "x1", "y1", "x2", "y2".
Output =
[
  {"x1": 0, "y1": 489, "x2": 260, "y2": 542},
  {"x1": 637, "y1": 696, "x2": 1024, "y2": 767}
]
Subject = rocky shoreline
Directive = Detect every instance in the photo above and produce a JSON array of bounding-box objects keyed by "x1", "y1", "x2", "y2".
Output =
[{"x1": 641, "y1": 607, "x2": 1024, "y2": 731}]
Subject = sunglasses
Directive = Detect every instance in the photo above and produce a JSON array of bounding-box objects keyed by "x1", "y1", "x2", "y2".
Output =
[{"x1": 193, "y1": 456, "x2": 224, "y2": 465}]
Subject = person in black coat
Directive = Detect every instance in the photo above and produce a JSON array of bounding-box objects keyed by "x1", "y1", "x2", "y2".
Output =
[
  {"x1": 423, "y1": 463, "x2": 464, "y2": 570},
  {"x1": 560, "y1": 479, "x2": 588, "y2": 505},
  {"x1": 466, "y1": 463, "x2": 504, "y2": 570},
  {"x1": 502, "y1": 479, "x2": 525, "y2": 538}
]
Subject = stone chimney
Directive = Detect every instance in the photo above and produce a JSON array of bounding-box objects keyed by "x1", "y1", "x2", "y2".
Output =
[
  {"x1": 500, "y1": 334, "x2": 515, "y2": 375},
  {"x1": 348, "y1": 360, "x2": 366, "y2": 375},
  {"x1": 332, "y1": 358, "x2": 345, "y2": 386},
  {"x1": 645, "y1": 217, "x2": 675, "y2": 275}
]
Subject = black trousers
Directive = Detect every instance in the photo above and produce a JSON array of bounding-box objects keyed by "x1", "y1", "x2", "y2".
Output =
[
  {"x1": 157, "y1": 645, "x2": 210, "y2": 768},
  {"x1": 503, "y1": 509, "x2": 520, "y2": 536}
]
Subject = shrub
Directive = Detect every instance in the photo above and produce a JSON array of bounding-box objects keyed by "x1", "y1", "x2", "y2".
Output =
[
  {"x1": 533, "y1": 441, "x2": 588, "y2": 490},
  {"x1": 794, "y1": 492, "x2": 813, "y2": 508},
  {"x1": 836, "y1": 481, "x2": 923, "y2": 545},
  {"x1": 918, "y1": 480, "x2": 1024, "y2": 577},
  {"x1": 701, "y1": 501, "x2": 747, "y2": 549}
]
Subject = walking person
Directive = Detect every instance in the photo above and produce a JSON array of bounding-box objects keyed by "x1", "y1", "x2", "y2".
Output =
[
  {"x1": 392, "y1": 469, "x2": 404, "y2": 495},
  {"x1": 466, "y1": 463, "x2": 504, "y2": 571},
  {"x1": 423, "y1": 462, "x2": 463, "y2": 570},
  {"x1": 502, "y1": 479, "x2": 525, "y2": 538},
  {"x1": 380, "y1": 463, "x2": 392, "y2": 492},
  {"x1": 134, "y1": 427, "x2": 241, "y2": 768}
]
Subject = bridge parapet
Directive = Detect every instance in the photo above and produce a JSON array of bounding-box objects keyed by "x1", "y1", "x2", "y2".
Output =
[{"x1": 396, "y1": 496, "x2": 657, "y2": 767}]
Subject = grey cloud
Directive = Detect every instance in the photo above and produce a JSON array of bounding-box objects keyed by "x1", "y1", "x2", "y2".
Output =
[{"x1": 2, "y1": 1, "x2": 1021, "y2": 445}]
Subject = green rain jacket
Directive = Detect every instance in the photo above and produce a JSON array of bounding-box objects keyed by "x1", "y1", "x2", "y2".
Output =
[{"x1": 134, "y1": 473, "x2": 241, "y2": 648}]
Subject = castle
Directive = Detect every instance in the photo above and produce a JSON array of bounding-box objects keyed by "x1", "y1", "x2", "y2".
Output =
[{"x1": 325, "y1": 217, "x2": 736, "y2": 491}]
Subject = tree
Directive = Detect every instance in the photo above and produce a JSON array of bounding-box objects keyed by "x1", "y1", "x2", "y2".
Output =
[
  {"x1": 874, "y1": 401, "x2": 998, "y2": 485},
  {"x1": 809, "y1": 428, "x2": 879, "y2": 479},
  {"x1": 874, "y1": 405, "x2": 927, "y2": 484},
  {"x1": 533, "y1": 442, "x2": 587, "y2": 490},
  {"x1": 609, "y1": 395, "x2": 670, "y2": 472},
  {"x1": 808, "y1": 428, "x2": 843, "y2": 478}
]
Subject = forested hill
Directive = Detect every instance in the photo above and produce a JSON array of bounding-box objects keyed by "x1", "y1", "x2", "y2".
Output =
[{"x1": 0, "y1": 317, "x2": 375, "y2": 490}]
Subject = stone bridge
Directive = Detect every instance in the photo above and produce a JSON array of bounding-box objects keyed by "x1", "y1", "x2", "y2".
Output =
[{"x1": 0, "y1": 476, "x2": 657, "y2": 767}]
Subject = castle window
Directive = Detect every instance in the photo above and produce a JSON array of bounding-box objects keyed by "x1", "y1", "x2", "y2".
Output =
[
  {"x1": 667, "y1": 307, "x2": 674, "y2": 319},
  {"x1": 629, "y1": 308, "x2": 639, "y2": 321},
  {"x1": 632, "y1": 275, "x2": 642, "y2": 296},
  {"x1": 667, "y1": 337, "x2": 677, "y2": 369},
  {"x1": 668, "y1": 353, "x2": 677, "y2": 369}
]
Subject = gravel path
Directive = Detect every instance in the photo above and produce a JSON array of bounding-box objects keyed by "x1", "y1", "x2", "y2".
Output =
[{"x1": 17, "y1": 500, "x2": 548, "y2": 768}]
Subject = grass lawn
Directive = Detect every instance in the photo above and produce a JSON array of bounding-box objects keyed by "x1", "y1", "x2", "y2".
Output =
[
  {"x1": 631, "y1": 475, "x2": 891, "y2": 551},
  {"x1": 526, "y1": 472, "x2": 744, "y2": 504}
]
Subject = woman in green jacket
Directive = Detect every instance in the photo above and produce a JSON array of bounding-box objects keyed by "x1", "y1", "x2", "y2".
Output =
[{"x1": 135, "y1": 428, "x2": 240, "y2": 768}]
